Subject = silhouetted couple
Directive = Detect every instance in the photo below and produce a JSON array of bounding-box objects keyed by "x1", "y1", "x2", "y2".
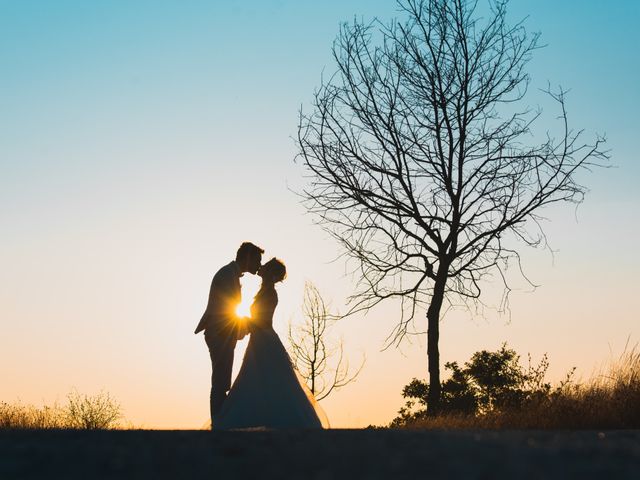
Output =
[{"x1": 194, "y1": 242, "x2": 328, "y2": 430}]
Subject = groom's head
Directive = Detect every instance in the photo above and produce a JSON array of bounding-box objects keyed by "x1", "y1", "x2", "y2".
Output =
[{"x1": 236, "y1": 242, "x2": 264, "y2": 275}]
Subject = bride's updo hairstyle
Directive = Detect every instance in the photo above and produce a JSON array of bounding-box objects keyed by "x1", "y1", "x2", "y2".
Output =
[{"x1": 263, "y1": 258, "x2": 287, "y2": 283}]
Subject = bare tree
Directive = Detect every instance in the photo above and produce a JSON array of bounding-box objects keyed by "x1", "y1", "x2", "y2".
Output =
[
  {"x1": 288, "y1": 282, "x2": 365, "y2": 400},
  {"x1": 297, "y1": 0, "x2": 608, "y2": 412}
]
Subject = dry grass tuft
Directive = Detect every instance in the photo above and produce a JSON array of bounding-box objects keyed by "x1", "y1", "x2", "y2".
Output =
[
  {"x1": 0, "y1": 401, "x2": 65, "y2": 429},
  {"x1": 1, "y1": 390, "x2": 123, "y2": 430}
]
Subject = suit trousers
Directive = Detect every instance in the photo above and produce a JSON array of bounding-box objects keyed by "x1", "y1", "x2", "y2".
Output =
[{"x1": 204, "y1": 328, "x2": 237, "y2": 425}]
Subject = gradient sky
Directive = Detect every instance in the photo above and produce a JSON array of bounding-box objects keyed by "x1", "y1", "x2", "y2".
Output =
[{"x1": 1, "y1": 0, "x2": 639, "y2": 428}]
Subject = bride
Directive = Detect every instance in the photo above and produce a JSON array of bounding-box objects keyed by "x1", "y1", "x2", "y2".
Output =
[{"x1": 214, "y1": 258, "x2": 329, "y2": 429}]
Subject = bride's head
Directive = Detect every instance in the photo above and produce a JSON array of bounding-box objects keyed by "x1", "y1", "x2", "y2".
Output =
[{"x1": 258, "y1": 258, "x2": 287, "y2": 284}]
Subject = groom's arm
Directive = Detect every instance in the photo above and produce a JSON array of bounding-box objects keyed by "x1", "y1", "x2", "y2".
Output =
[
  {"x1": 211, "y1": 270, "x2": 242, "y2": 331},
  {"x1": 195, "y1": 267, "x2": 241, "y2": 334}
]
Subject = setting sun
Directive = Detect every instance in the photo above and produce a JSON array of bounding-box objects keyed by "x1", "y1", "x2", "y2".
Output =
[
  {"x1": 235, "y1": 274, "x2": 261, "y2": 319},
  {"x1": 236, "y1": 300, "x2": 251, "y2": 318}
]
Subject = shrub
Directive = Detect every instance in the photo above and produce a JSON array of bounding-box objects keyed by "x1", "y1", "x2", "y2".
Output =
[
  {"x1": 391, "y1": 343, "x2": 559, "y2": 426},
  {"x1": 64, "y1": 390, "x2": 122, "y2": 429}
]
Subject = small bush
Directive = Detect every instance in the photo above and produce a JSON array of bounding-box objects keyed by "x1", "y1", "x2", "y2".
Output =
[
  {"x1": 65, "y1": 390, "x2": 122, "y2": 430},
  {"x1": 390, "y1": 343, "x2": 561, "y2": 426}
]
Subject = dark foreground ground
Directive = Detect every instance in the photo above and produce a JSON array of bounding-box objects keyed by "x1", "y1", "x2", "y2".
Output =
[{"x1": 2, "y1": 429, "x2": 640, "y2": 479}]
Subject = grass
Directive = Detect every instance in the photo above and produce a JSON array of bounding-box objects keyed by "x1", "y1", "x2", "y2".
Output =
[
  {"x1": 398, "y1": 347, "x2": 640, "y2": 430},
  {"x1": 0, "y1": 390, "x2": 123, "y2": 430},
  {"x1": 0, "y1": 402, "x2": 66, "y2": 429}
]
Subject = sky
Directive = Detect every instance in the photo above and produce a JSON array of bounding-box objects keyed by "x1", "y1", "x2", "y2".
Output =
[{"x1": 1, "y1": 0, "x2": 639, "y2": 429}]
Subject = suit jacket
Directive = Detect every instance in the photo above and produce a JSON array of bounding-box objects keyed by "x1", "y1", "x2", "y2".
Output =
[{"x1": 194, "y1": 261, "x2": 242, "y2": 336}]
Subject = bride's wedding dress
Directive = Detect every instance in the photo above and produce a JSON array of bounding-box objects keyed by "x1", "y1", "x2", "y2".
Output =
[{"x1": 214, "y1": 284, "x2": 329, "y2": 429}]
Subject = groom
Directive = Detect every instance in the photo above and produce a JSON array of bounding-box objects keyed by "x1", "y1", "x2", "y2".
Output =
[{"x1": 195, "y1": 242, "x2": 264, "y2": 425}]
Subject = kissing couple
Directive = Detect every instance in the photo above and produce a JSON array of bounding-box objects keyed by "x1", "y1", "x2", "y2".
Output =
[{"x1": 194, "y1": 242, "x2": 329, "y2": 430}]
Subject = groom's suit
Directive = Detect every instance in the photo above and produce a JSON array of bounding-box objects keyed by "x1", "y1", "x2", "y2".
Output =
[{"x1": 195, "y1": 260, "x2": 242, "y2": 422}]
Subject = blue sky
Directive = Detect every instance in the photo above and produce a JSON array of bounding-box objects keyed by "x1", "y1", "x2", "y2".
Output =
[
  {"x1": 2, "y1": 1, "x2": 638, "y2": 213},
  {"x1": 1, "y1": 1, "x2": 638, "y2": 428}
]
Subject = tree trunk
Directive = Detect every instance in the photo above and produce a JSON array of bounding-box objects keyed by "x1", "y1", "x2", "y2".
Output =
[{"x1": 427, "y1": 269, "x2": 447, "y2": 415}]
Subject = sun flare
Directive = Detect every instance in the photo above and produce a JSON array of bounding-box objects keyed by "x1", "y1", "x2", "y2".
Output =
[
  {"x1": 235, "y1": 274, "x2": 261, "y2": 319},
  {"x1": 236, "y1": 300, "x2": 252, "y2": 318}
]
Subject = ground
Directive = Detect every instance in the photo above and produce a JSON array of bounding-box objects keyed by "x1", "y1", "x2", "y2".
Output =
[{"x1": 2, "y1": 429, "x2": 640, "y2": 479}]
